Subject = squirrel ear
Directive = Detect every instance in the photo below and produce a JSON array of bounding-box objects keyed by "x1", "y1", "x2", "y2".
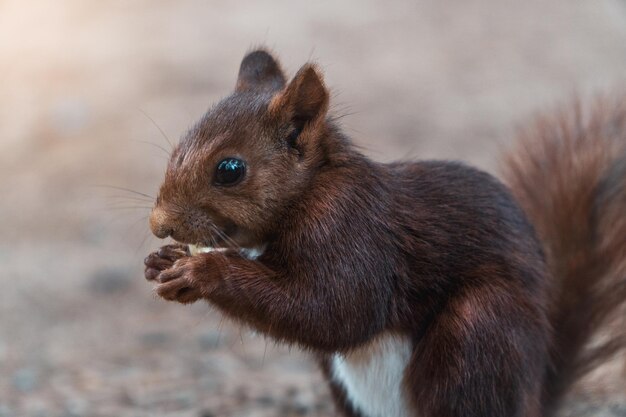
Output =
[
  {"x1": 270, "y1": 64, "x2": 329, "y2": 126},
  {"x1": 236, "y1": 49, "x2": 286, "y2": 92}
]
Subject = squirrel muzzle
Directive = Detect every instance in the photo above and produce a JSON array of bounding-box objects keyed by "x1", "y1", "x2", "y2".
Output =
[{"x1": 149, "y1": 206, "x2": 175, "y2": 239}]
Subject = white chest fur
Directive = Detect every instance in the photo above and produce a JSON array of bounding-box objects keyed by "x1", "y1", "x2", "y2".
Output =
[
  {"x1": 331, "y1": 334, "x2": 414, "y2": 417},
  {"x1": 189, "y1": 244, "x2": 265, "y2": 260}
]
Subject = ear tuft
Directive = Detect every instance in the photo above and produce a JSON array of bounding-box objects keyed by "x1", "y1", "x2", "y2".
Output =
[
  {"x1": 272, "y1": 64, "x2": 329, "y2": 126},
  {"x1": 236, "y1": 49, "x2": 286, "y2": 92}
]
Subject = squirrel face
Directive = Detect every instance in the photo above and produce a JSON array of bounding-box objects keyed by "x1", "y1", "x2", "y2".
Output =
[{"x1": 149, "y1": 50, "x2": 329, "y2": 248}]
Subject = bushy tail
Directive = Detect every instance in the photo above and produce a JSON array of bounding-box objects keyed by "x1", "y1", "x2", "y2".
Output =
[{"x1": 503, "y1": 98, "x2": 626, "y2": 415}]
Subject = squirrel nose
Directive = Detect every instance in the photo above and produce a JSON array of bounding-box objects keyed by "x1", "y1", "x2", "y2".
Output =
[
  {"x1": 153, "y1": 225, "x2": 174, "y2": 239},
  {"x1": 149, "y1": 207, "x2": 175, "y2": 239}
]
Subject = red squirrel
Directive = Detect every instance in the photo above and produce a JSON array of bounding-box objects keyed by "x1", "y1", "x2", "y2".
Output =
[{"x1": 143, "y1": 49, "x2": 626, "y2": 417}]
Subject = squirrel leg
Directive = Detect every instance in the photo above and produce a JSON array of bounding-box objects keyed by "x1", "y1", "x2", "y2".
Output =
[
  {"x1": 405, "y1": 288, "x2": 545, "y2": 417},
  {"x1": 154, "y1": 250, "x2": 389, "y2": 352}
]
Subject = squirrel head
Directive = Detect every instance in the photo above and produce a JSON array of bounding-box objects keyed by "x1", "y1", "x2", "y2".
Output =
[{"x1": 149, "y1": 49, "x2": 330, "y2": 248}]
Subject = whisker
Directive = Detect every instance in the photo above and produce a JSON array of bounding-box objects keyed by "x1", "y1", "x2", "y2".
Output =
[
  {"x1": 135, "y1": 228, "x2": 154, "y2": 256},
  {"x1": 100, "y1": 206, "x2": 153, "y2": 212},
  {"x1": 211, "y1": 225, "x2": 238, "y2": 248},
  {"x1": 91, "y1": 185, "x2": 155, "y2": 200},
  {"x1": 209, "y1": 225, "x2": 226, "y2": 245},
  {"x1": 132, "y1": 139, "x2": 171, "y2": 157},
  {"x1": 104, "y1": 202, "x2": 153, "y2": 209},
  {"x1": 122, "y1": 214, "x2": 150, "y2": 237},
  {"x1": 262, "y1": 339, "x2": 268, "y2": 367},
  {"x1": 208, "y1": 230, "x2": 218, "y2": 248},
  {"x1": 216, "y1": 316, "x2": 226, "y2": 349},
  {"x1": 210, "y1": 224, "x2": 242, "y2": 251},
  {"x1": 104, "y1": 199, "x2": 152, "y2": 205},
  {"x1": 98, "y1": 210, "x2": 150, "y2": 237},
  {"x1": 106, "y1": 195, "x2": 154, "y2": 203},
  {"x1": 104, "y1": 200, "x2": 153, "y2": 207},
  {"x1": 224, "y1": 234, "x2": 243, "y2": 251},
  {"x1": 138, "y1": 108, "x2": 174, "y2": 150}
]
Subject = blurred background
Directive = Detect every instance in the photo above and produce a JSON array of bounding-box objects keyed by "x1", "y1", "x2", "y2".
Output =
[{"x1": 1, "y1": 0, "x2": 625, "y2": 416}]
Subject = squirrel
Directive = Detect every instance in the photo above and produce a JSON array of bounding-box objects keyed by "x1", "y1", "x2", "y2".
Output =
[{"x1": 143, "y1": 49, "x2": 626, "y2": 417}]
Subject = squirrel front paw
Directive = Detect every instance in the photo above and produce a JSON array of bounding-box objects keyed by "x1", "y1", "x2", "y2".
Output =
[
  {"x1": 154, "y1": 253, "x2": 225, "y2": 304},
  {"x1": 144, "y1": 243, "x2": 189, "y2": 281}
]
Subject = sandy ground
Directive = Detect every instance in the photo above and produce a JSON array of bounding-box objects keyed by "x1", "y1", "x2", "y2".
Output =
[{"x1": 1, "y1": 0, "x2": 625, "y2": 416}]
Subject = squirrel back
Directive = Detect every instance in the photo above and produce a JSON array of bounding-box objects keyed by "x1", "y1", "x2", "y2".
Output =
[{"x1": 504, "y1": 99, "x2": 626, "y2": 415}]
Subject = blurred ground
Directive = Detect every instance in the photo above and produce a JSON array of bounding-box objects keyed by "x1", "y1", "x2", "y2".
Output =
[{"x1": 1, "y1": 0, "x2": 626, "y2": 416}]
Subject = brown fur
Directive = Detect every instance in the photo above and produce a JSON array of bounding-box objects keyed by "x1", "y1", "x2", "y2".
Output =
[
  {"x1": 144, "y1": 49, "x2": 626, "y2": 417},
  {"x1": 503, "y1": 99, "x2": 626, "y2": 414}
]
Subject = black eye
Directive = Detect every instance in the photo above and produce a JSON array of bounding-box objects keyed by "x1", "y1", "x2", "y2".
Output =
[{"x1": 214, "y1": 158, "x2": 246, "y2": 186}]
